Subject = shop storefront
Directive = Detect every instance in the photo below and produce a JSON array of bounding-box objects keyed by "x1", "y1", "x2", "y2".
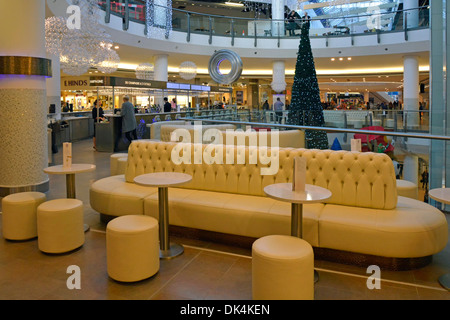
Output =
[{"x1": 60, "y1": 76, "x2": 233, "y2": 112}]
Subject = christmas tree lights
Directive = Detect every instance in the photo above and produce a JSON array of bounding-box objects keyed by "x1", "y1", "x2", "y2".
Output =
[{"x1": 287, "y1": 21, "x2": 329, "y2": 150}]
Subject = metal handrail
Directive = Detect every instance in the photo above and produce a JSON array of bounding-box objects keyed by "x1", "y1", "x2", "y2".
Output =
[
  {"x1": 99, "y1": 2, "x2": 430, "y2": 40},
  {"x1": 186, "y1": 118, "x2": 450, "y2": 142}
]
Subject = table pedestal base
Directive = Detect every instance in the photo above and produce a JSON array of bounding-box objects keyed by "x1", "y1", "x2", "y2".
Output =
[
  {"x1": 66, "y1": 174, "x2": 90, "y2": 233},
  {"x1": 158, "y1": 187, "x2": 184, "y2": 259},
  {"x1": 292, "y1": 203, "x2": 319, "y2": 283},
  {"x1": 439, "y1": 273, "x2": 450, "y2": 291},
  {"x1": 291, "y1": 203, "x2": 303, "y2": 238},
  {"x1": 160, "y1": 243, "x2": 184, "y2": 260}
]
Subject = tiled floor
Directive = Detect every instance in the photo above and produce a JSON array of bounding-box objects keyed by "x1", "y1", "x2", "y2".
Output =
[{"x1": 0, "y1": 138, "x2": 449, "y2": 300}]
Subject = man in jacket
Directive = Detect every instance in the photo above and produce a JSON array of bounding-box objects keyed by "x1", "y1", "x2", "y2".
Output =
[
  {"x1": 274, "y1": 97, "x2": 284, "y2": 123},
  {"x1": 163, "y1": 97, "x2": 172, "y2": 113},
  {"x1": 121, "y1": 96, "x2": 137, "y2": 143}
]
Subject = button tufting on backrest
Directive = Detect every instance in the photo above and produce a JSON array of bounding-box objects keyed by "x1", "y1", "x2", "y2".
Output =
[{"x1": 124, "y1": 142, "x2": 396, "y2": 209}]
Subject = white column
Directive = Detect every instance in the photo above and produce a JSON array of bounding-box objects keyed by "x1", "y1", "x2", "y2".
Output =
[
  {"x1": 403, "y1": 55, "x2": 420, "y2": 129},
  {"x1": 271, "y1": 0, "x2": 285, "y2": 37},
  {"x1": 0, "y1": 0, "x2": 49, "y2": 195},
  {"x1": 46, "y1": 54, "x2": 61, "y2": 120},
  {"x1": 154, "y1": 54, "x2": 168, "y2": 107},
  {"x1": 404, "y1": 0, "x2": 419, "y2": 29},
  {"x1": 403, "y1": 155, "x2": 419, "y2": 186},
  {"x1": 154, "y1": 54, "x2": 169, "y2": 82}
]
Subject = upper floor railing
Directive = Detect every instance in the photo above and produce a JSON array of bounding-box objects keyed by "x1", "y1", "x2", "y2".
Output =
[{"x1": 97, "y1": 1, "x2": 429, "y2": 45}]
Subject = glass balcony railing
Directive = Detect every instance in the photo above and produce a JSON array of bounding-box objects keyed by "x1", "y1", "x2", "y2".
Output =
[
  {"x1": 97, "y1": 1, "x2": 430, "y2": 43},
  {"x1": 178, "y1": 108, "x2": 430, "y2": 135}
]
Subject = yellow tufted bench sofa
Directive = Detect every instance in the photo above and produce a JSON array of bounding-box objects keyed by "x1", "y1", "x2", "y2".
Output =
[{"x1": 90, "y1": 141, "x2": 448, "y2": 269}]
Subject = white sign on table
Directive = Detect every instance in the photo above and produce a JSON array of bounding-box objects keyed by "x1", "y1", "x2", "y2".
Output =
[
  {"x1": 351, "y1": 139, "x2": 362, "y2": 152},
  {"x1": 63, "y1": 142, "x2": 72, "y2": 169},
  {"x1": 293, "y1": 157, "x2": 306, "y2": 192}
]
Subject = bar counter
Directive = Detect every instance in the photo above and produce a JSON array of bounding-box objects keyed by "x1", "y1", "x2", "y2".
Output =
[
  {"x1": 95, "y1": 112, "x2": 189, "y2": 152},
  {"x1": 95, "y1": 115, "x2": 128, "y2": 153}
]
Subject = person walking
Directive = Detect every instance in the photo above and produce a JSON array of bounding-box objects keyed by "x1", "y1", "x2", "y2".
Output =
[
  {"x1": 421, "y1": 168, "x2": 429, "y2": 190},
  {"x1": 163, "y1": 97, "x2": 172, "y2": 113},
  {"x1": 274, "y1": 97, "x2": 284, "y2": 123},
  {"x1": 171, "y1": 98, "x2": 178, "y2": 112},
  {"x1": 121, "y1": 96, "x2": 137, "y2": 143},
  {"x1": 92, "y1": 100, "x2": 104, "y2": 150}
]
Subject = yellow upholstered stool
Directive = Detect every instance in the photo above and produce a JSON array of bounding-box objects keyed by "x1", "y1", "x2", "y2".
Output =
[
  {"x1": 116, "y1": 157, "x2": 128, "y2": 176},
  {"x1": 106, "y1": 215, "x2": 159, "y2": 282},
  {"x1": 1, "y1": 192, "x2": 47, "y2": 240},
  {"x1": 252, "y1": 235, "x2": 314, "y2": 300},
  {"x1": 110, "y1": 153, "x2": 128, "y2": 176},
  {"x1": 37, "y1": 199, "x2": 85, "y2": 254},
  {"x1": 396, "y1": 179, "x2": 419, "y2": 200}
]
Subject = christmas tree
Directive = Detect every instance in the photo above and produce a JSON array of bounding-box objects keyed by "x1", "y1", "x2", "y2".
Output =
[{"x1": 287, "y1": 20, "x2": 329, "y2": 150}]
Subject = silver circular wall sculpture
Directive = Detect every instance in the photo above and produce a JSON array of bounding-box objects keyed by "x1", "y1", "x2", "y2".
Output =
[{"x1": 208, "y1": 49, "x2": 243, "y2": 85}]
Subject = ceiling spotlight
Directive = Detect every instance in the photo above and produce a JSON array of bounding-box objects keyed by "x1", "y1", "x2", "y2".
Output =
[
  {"x1": 347, "y1": 57, "x2": 352, "y2": 60},
  {"x1": 339, "y1": 58, "x2": 344, "y2": 61},
  {"x1": 114, "y1": 46, "x2": 120, "y2": 49},
  {"x1": 225, "y1": 2, "x2": 244, "y2": 7},
  {"x1": 331, "y1": 58, "x2": 335, "y2": 61}
]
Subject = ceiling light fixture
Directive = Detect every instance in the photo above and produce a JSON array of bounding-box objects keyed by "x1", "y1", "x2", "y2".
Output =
[{"x1": 225, "y1": 2, "x2": 244, "y2": 7}]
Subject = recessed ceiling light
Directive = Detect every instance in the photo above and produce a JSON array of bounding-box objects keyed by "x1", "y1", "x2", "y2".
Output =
[
  {"x1": 114, "y1": 46, "x2": 119, "y2": 49},
  {"x1": 225, "y1": 1, "x2": 244, "y2": 7},
  {"x1": 347, "y1": 57, "x2": 352, "y2": 60},
  {"x1": 339, "y1": 58, "x2": 344, "y2": 61},
  {"x1": 331, "y1": 58, "x2": 335, "y2": 61}
]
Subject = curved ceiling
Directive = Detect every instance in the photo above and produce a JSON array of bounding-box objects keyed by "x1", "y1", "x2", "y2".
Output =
[{"x1": 46, "y1": 0, "x2": 430, "y2": 82}]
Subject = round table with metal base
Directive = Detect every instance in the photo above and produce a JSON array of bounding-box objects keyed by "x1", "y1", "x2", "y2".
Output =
[
  {"x1": 428, "y1": 188, "x2": 450, "y2": 291},
  {"x1": 264, "y1": 183, "x2": 332, "y2": 284},
  {"x1": 134, "y1": 172, "x2": 192, "y2": 260},
  {"x1": 44, "y1": 164, "x2": 96, "y2": 233},
  {"x1": 156, "y1": 186, "x2": 184, "y2": 260}
]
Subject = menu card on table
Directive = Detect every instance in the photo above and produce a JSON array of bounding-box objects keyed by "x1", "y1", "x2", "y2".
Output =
[
  {"x1": 292, "y1": 157, "x2": 306, "y2": 192},
  {"x1": 63, "y1": 142, "x2": 72, "y2": 169},
  {"x1": 351, "y1": 139, "x2": 362, "y2": 152}
]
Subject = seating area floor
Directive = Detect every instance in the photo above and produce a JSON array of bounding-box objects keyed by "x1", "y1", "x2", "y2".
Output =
[{"x1": 0, "y1": 138, "x2": 449, "y2": 300}]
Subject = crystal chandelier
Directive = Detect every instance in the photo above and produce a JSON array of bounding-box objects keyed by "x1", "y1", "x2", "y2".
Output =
[
  {"x1": 179, "y1": 61, "x2": 197, "y2": 80},
  {"x1": 96, "y1": 43, "x2": 120, "y2": 74},
  {"x1": 136, "y1": 63, "x2": 155, "y2": 80},
  {"x1": 271, "y1": 61, "x2": 286, "y2": 93},
  {"x1": 60, "y1": 43, "x2": 91, "y2": 76},
  {"x1": 45, "y1": 0, "x2": 120, "y2": 76},
  {"x1": 45, "y1": 16, "x2": 68, "y2": 57}
]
